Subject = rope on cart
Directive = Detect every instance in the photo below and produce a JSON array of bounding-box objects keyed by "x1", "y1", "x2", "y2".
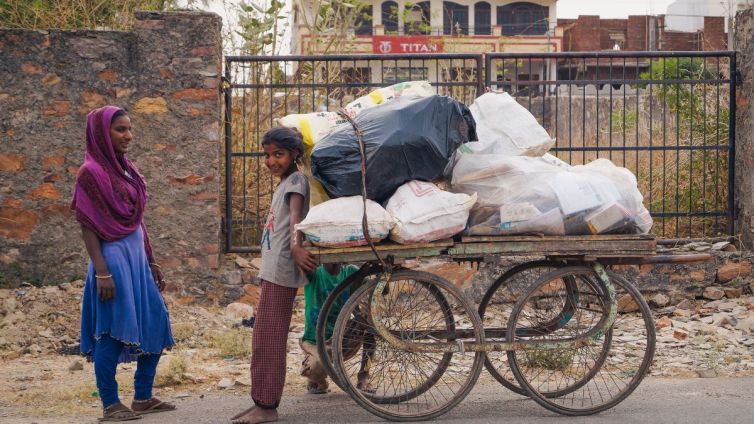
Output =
[{"x1": 336, "y1": 109, "x2": 390, "y2": 272}]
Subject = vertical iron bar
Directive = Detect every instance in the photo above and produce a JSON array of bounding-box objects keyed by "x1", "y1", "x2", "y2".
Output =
[
  {"x1": 675, "y1": 57, "x2": 681, "y2": 237},
  {"x1": 477, "y1": 54, "x2": 484, "y2": 97},
  {"x1": 662, "y1": 57, "x2": 668, "y2": 236},
  {"x1": 528, "y1": 57, "x2": 533, "y2": 112},
  {"x1": 241, "y1": 61, "x2": 248, "y2": 246},
  {"x1": 623, "y1": 57, "x2": 627, "y2": 168},
  {"x1": 582, "y1": 56, "x2": 586, "y2": 164},
  {"x1": 635, "y1": 57, "x2": 640, "y2": 189},
  {"x1": 689, "y1": 57, "x2": 694, "y2": 236},
  {"x1": 256, "y1": 62, "x2": 263, "y2": 245},
  {"x1": 224, "y1": 59, "x2": 233, "y2": 252},
  {"x1": 649, "y1": 60, "x2": 654, "y2": 223},
  {"x1": 568, "y1": 59, "x2": 573, "y2": 164},
  {"x1": 542, "y1": 57, "x2": 547, "y2": 131},
  {"x1": 554, "y1": 63, "x2": 559, "y2": 151},
  {"x1": 702, "y1": 57, "x2": 708, "y2": 236},
  {"x1": 595, "y1": 56, "x2": 600, "y2": 160},
  {"x1": 715, "y1": 57, "x2": 721, "y2": 232},
  {"x1": 485, "y1": 53, "x2": 492, "y2": 91},
  {"x1": 609, "y1": 57, "x2": 613, "y2": 161}
]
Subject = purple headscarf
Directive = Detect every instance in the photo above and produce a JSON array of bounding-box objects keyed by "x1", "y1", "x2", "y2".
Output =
[{"x1": 71, "y1": 106, "x2": 154, "y2": 262}]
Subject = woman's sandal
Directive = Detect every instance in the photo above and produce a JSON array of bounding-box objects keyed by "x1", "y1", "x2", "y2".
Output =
[
  {"x1": 99, "y1": 403, "x2": 142, "y2": 422},
  {"x1": 130, "y1": 398, "x2": 177, "y2": 415}
]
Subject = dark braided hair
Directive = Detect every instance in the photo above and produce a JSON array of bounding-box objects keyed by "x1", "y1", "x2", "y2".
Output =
[{"x1": 262, "y1": 127, "x2": 305, "y2": 164}]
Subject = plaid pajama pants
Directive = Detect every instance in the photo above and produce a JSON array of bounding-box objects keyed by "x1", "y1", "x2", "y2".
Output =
[{"x1": 250, "y1": 280, "x2": 298, "y2": 409}]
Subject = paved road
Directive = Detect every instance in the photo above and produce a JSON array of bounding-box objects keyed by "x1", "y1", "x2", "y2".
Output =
[{"x1": 11, "y1": 377, "x2": 754, "y2": 424}]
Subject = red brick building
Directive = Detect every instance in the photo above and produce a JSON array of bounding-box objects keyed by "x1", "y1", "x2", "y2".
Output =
[
  {"x1": 556, "y1": 15, "x2": 727, "y2": 82},
  {"x1": 558, "y1": 15, "x2": 726, "y2": 52}
]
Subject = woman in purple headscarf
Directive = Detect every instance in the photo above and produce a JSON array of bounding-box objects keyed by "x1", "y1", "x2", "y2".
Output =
[{"x1": 73, "y1": 106, "x2": 175, "y2": 421}]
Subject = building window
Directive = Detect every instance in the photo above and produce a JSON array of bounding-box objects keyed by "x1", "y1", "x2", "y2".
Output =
[
  {"x1": 497, "y1": 2, "x2": 549, "y2": 36},
  {"x1": 405, "y1": 1, "x2": 431, "y2": 35},
  {"x1": 474, "y1": 2, "x2": 491, "y2": 35},
  {"x1": 443, "y1": 2, "x2": 469, "y2": 35},
  {"x1": 382, "y1": 1, "x2": 399, "y2": 34},
  {"x1": 385, "y1": 67, "x2": 428, "y2": 83},
  {"x1": 608, "y1": 30, "x2": 626, "y2": 50},
  {"x1": 355, "y1": 5, "x2": 373, "y2": 36}
]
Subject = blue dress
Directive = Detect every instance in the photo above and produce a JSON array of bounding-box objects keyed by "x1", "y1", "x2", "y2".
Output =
[{"x1": 80, "y1": 227, "x2": 174, "y2": 363}]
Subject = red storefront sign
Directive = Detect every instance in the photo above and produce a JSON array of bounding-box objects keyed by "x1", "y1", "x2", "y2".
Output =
[{"x1": 372, "y1": 36, "x2": 444, "y2": 54}]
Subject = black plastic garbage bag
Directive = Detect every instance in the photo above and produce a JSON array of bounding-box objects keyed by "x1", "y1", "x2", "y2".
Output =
[{"x1": 311, "y1": 95, "x2": 476, "y2": 203}]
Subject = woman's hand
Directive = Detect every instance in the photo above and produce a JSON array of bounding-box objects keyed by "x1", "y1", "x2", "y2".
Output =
[
  {"x1": 150, "y1": 264, "x2": 166, "y2": 292},
  {"x1": 97, "y1": 276, "x2": 116, "y2": 301},
  {"x1": 292, "y1": 245, "x2": 317, "y2": 273}
]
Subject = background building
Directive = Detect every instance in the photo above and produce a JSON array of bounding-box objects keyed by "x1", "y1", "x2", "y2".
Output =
[
  {"x1": 556, "y1": 14, "x2": 726, "y2": 87},
  {"x1": 290, "y1": 0, "x2": 563, "y2": 86}
]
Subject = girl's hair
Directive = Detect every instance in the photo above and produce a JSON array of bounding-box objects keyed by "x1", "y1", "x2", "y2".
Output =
[
  {"x1": 262, "y1": 127, "x2": 305, "y2": 162},
  {"x1": 111, "y1": 109, "x2": 128, "y2": 122}
]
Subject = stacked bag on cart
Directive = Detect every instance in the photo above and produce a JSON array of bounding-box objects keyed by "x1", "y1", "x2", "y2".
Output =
[
  {"x1": 294, "y1": 196, "x2": 395, "y2": 248},
  {"x1": 448, "y1": 92, "x2": 653, "y2": 236},
  {"x1": 386, "y1": 181, "x2": 476, "y2": 244}
]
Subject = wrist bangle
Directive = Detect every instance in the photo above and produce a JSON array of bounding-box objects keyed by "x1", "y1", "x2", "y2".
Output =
[
  {"x1": 149, "y1": 262, "x2": 161, "y2": 269},
  {"x1": 95, "y1": 274, "x2": 112, "y2": 279}
]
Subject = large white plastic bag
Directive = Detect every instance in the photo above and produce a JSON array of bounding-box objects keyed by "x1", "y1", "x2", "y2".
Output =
[
  {"x1": 386, "y1": 181, "x2": 477, "y2": 244},
  {"x1": 469, "y1": 92, "x2": 555, "y2": 157},
  {"x1": 452, "y1": 153, "x2": 653, "y2": 235},
  {"x1": 295, "y1": 196, "x2": 394, "y2": 247}
]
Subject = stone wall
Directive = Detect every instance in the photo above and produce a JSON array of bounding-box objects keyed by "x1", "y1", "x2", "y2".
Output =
[
  {"x1": 429, "y1": 245, "x2": 754, "y2": 306},
  {"x1": 735, "y1": 8, "x2": 754, "y2": 248},
  {"x1": 0, "y1": 11, "x2": 223, "y2": 293}
]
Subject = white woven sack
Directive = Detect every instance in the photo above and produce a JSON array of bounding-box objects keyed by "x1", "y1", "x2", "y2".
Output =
[
  {"x1": 295, "y1": 196, "x2": 394, "y2": 247},
  {"x1": 386, "y1": 181, "x2": 476, "y2": 244}
]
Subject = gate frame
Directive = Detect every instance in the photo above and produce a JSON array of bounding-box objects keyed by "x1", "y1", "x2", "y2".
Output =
[{"x1": 222, "y1": 51, "x2": 737, "y2": 252}]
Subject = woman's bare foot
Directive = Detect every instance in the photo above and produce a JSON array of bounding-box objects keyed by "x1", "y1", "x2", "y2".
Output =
[{"x1": 230, "y1": 406, "x2": 278, "y2": 424}]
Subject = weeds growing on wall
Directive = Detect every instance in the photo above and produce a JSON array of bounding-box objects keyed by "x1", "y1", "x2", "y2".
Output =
[{"x1": 0, "y1": 0, "x2": 189, "y2": 30}]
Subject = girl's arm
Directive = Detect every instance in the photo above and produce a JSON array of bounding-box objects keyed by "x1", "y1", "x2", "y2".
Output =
[
  {"x1": 80, "y1": 225, "x2": 116, "y2": 301},
  {"x1": 289, "y1": 193, "x2": 317, "y2": 273}
]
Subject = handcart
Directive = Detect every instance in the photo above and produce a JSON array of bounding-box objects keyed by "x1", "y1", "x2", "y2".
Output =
[{"x1": 307, "y1": 235, "x2": 711, "y2": 421}]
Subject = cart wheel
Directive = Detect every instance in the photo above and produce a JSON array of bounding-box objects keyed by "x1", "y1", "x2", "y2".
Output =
[
  {"x1": 507, "y1": 266, "x2": 656, "y2": 416},
  {"x1": 331, "y1": 270, "x2": 485, "y2": 421},
  {"x1": 315, "y1": 264, "x2": 382, "y2": 391},
  {"x1": 478, "y1": 260, "x2": 565, "y2": 395}
]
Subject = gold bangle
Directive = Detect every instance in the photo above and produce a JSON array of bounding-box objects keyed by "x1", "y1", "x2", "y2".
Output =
[
  {"x1": 95, "y1": 274, "x2": 112, "y2": 279},
  {"x1": 149, "y1": 262, "x2": 161, "y2": 269}
]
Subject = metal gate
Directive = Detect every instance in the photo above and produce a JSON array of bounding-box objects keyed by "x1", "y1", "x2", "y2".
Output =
[{"x1": 223, "y1": 52, "x2": 736, "y2": 252}]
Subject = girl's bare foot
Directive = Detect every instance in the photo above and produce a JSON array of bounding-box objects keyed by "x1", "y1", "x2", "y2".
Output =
[{"x1": 230, "y1": 406, "x2": 278, "y2": 424}]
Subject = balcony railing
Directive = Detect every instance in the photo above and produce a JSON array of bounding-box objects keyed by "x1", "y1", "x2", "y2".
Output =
[{"x1": 345, "y1": 25, "x2": 553, "y2": 37}]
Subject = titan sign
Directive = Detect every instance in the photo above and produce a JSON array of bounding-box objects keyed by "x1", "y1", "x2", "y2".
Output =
[{"x1": 372, "y1": 36, "x2": 445, "y2": 54}]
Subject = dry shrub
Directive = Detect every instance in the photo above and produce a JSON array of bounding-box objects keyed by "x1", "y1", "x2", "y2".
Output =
[
  {"x1": 204, "y1": 327, "x2": 251, "y2": 359},
  {"x1": 171, "y1": 322, "x2": 198, "y2": 343},
  {"x1": 154, "y1": 354, "x2": 189, "y2": 387}
]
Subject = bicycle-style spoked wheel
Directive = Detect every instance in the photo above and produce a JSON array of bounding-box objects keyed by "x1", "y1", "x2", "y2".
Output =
[
  {"x1": 315, "y1": 263, "x2": 382, "y2": 391},
  {"x1": 331, "y1": 270, "x2": 485, "y2": 421},
  {"x1": 478, "y1": 260, "x2": 565, "y2": 395},
  {"x1": 507, "y1": 266, "x2": 656, "y2": 416}
]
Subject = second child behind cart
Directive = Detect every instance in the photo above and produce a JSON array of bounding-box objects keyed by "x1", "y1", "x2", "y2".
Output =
[{"x1": 231, "y1": 127, "x2": 316, "y2": 424}]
